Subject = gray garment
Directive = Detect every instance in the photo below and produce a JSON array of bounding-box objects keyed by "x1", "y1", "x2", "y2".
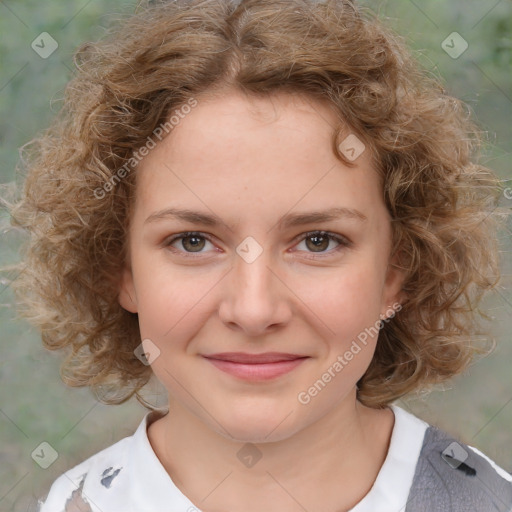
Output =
[{"x1": 405, "y1": 425, "x2": 512, "y2": 511}]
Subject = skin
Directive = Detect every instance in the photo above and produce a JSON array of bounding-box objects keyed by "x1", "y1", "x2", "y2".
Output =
[{"x1": 119, "y1": 89, "x2": 406, "y2": 512}]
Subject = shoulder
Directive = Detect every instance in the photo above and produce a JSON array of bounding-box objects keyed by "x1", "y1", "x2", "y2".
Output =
[
  {"x1": 38, "y1": 408, "x2": 199, "y2": 512},
  {"x1": 405, "y1": 417, "x2": 512, "y2": 512},
  {"x1": 36, "y1": 410, "x2": 170, "y2": 512},
  {"x1": 38, "y1": 433, "x2": 132, "y2": 512}
]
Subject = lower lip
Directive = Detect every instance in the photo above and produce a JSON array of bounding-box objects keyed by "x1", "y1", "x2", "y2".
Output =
[{"x1": 204, "y1": 357, "x2": 307, "y2": 381}]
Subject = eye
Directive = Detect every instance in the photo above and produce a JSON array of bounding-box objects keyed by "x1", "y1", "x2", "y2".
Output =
[
  {"x1": 164, "y1": 232, "x2": 217, "y2": 255},
  {"x1": 163, "y1": 230, "x2": 352, "y2": 259},
  {"x1": 293, "y1": 231, "x2": 351, "y2": 257}
]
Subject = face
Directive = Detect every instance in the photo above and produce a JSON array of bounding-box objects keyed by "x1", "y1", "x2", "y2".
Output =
[{"x1": 119, "y1": 89, "x2": 404, "y2": 443}]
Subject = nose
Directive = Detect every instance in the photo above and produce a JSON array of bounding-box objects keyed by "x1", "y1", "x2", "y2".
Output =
[{"x1": 218, "y1": 247, "x2": 292, "y2": 337}]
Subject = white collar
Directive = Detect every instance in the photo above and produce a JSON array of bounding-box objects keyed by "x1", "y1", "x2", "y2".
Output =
[
  {"x1": 349, "y1": 404, "x2": 429, "y2": 512},
  {"x1": 122, "y1": 404, "x2": 428, "y2": 512}
]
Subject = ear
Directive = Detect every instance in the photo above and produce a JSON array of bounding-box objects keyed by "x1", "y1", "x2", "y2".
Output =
[
  {"x1": 380, "y1": 248, "x2": 407, "y2": 319},
  {"x1": 118, "y1": 262, "x2": 138, "y2": 313}
]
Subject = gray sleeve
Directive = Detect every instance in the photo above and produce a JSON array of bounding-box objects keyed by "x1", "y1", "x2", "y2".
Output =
[{"x1": 405, "y1": 426, "x2": 512, "y2": 512}]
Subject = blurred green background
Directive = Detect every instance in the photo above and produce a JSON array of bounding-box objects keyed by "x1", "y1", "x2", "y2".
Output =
[{"x1": 0, "y1": 0, "x2": 511, "y2": 510}]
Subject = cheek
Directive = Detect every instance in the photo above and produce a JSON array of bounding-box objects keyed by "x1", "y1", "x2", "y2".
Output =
[
  {"x1": 133, "y1": 263, "x2": 220, "y2": 350},
  {"x1": 301, "y1": 263, "x2": 384, "y2": 333}
]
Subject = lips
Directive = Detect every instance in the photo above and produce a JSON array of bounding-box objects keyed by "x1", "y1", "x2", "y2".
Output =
[
  {"x1": 203, "y1": 352, "x2": 307, "y2": 364},
  {"x1": 202, "y1": 352, "x2": 309, "y2": 381}
]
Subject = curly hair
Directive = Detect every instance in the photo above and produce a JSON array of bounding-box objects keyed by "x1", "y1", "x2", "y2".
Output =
[{"x1": 6, "y1": 0, "x2": 504, "y2": 409}]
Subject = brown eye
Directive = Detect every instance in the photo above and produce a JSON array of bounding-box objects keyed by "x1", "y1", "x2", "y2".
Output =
[
  {"x1": 294, "y1": 231, "x2": 351, "y2": 257},
  {"x1": 165, "y1": 232, "x2": 214, "y2": 254},
  {"x1": 305, "y1": 233, "x2": 330, "y2": 252},
  {"x1": 181, "y1": 234, "x2": 206, "y2": 252}
]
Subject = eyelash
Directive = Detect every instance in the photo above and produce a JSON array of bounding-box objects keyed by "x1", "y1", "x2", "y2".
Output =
[{"x1": 163, "y1": 230, "x2": 352, "y2": 259}]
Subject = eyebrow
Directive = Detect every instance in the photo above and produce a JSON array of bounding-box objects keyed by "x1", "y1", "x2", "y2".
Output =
[{"x1": 144, "y1": 206, "x2": 367, "y2": 229}]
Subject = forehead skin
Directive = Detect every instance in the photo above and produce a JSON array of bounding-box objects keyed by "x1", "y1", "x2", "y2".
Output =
[{"x1": 131, "y1": 90, "x2": 391, "y2": 255}]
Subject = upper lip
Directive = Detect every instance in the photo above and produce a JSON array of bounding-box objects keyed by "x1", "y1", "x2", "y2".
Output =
[{"x1": 202, "y1": 352, "x2": 308, "y2": 364}]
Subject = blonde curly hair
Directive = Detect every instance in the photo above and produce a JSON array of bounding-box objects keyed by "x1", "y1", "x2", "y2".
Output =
[{"x1": 6, "y1": 0, "x2": 504, "y2": 409}]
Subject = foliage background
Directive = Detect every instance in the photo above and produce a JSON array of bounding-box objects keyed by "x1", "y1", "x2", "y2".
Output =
[{"x1": 0, "y1": 0, "x2": 511, "y2": 510}]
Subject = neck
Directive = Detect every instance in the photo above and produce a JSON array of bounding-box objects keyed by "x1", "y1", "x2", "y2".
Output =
[{"x1": 147, "y1": 391, "x2": 395, "y2": 512}]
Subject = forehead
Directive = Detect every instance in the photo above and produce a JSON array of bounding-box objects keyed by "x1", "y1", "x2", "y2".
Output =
[{"x1": 134, "y1": 90, "x2": 384, "y2": 224}]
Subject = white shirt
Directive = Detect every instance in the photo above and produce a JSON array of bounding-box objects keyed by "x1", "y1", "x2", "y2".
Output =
[{"x1": 38, "y1": 405, "x2": 505, "y2": 512}]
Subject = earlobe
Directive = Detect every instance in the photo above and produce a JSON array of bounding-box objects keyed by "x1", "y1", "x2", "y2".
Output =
[{"x1": 118, "y1": 265, "x2": 138, "y2": 313}]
